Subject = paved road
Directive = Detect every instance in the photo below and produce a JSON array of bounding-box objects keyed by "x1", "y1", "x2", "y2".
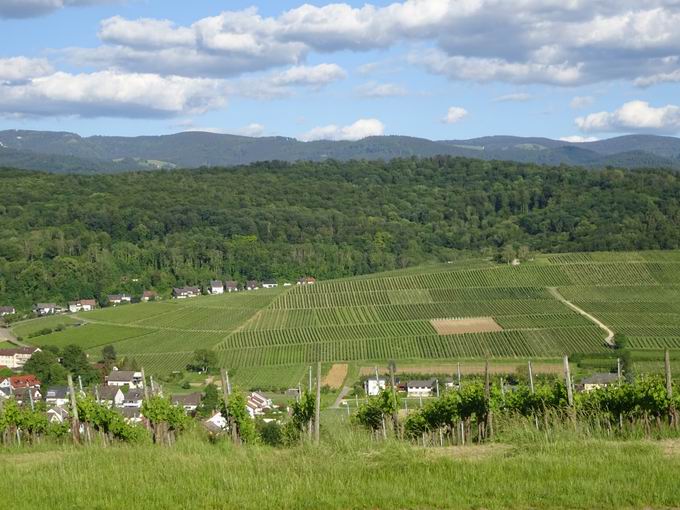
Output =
[
  {"x1": 548, "y1": 287, "x2": 616, "y2": 347},
  {"x1": 331, "y1": 386, "x2": 352, "y2": 409},
  {"x1": 0, "y1": 326, "x2": 25, "y2": 347}
]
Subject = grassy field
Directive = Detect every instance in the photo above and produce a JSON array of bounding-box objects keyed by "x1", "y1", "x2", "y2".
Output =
[
  {"x1": 14, "y1": 251, "x2": 680, "y2": 379},
  {"x1": 1, "y1": 433, "x2": 680, "y2": 509}
]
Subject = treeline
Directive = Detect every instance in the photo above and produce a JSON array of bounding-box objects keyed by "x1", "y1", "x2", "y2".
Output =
[{"x1": 2, "y1": 157, "x2": 680, "y2": 308}]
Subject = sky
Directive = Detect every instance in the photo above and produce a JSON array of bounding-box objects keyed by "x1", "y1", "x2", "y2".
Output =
[{"x1": 1, "y1": 0, "x2": 680, "y2": 141}]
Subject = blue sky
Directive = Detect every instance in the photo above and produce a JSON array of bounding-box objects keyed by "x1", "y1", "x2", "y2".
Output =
[{"x1": 1, "y1": 0, "x2": 679, "y2": 141}]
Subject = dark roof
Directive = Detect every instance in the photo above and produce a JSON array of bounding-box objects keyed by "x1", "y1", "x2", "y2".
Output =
[
  {"x1": 210, "y1": 280, "x2": 224, "y2": 287},
  {"x1": 225, "y1": 281, "x2": 238, "y2": 288},
  {"x1": 407, "y1": 379, "x2": 436, "y2": 389},
  {"x1": 263, "y1": 280, "x2": 277, "y2": 285},
  {"x1": 142, "y1": 290, "x2": 157, "y2": 297},
  {"x1": 45, "y1": 386, "x2": 69, "y2": 399},
  {"x1": 35, "y1": 303, "x2": 56, "y2": 309},
  {"x1": 107, "y1": 370, "x2": 139, "y2": 382},
  {"x1": 96, "y1": 385, "x2": 122, "y2": 401},
  {"x1": 0, "y1": 347, "x2": 38, "y2": 356},
  {"x1": 125, "y1": 388, "x2": 144, "y2": 401},
  {"x1": 581, "y1": 373, "x2": 619, "y2": 385},
  {"x1": 172, "y1": 393, "x2": 202, "y2": 407},
  {"x1": 0, "y1": 306, "x2": 15, "y2": 313}
]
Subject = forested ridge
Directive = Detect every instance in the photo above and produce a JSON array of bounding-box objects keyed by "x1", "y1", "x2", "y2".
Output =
[{"x1": 2, "y1": 156, "x2": 680, "y2": 309}]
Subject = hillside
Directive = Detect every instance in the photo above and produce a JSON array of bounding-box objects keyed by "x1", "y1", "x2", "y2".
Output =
[
  {"x1": 15, "y1": 252, "x2": 680, "y2": 378},
  {"x1": 1, "y1": 130, "x2": 680, "y2": 173}
]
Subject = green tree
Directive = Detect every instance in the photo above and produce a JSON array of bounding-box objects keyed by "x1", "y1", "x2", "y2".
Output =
[
  {"x1": 187, "y1": 349, "x2": 218, "y2": 374},
  {"x1": 197, "y1": 383, "x2": 220, "y2": 418},
  {"x1": 22, "y1": 350, "x2": 67, "y2": 386}
]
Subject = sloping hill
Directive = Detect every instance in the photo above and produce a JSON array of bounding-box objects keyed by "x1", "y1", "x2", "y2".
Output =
[
  {"x1": 16, "y1": 251, "x2": 680, "y2": 376},
  {"x1": 2, "y1": 129, "x2": 680, "y2": 173}
]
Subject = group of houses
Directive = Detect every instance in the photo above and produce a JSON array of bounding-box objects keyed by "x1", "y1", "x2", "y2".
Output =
[
  {"x1": 176, "y1": 276, "x2": 317, "y2": 298},
  {"x1": 31, "y1": 290, "x2": 158, "y2": 317},
  {"x1": 0, "y1": 306, "x2": 16, "y2": 317}
]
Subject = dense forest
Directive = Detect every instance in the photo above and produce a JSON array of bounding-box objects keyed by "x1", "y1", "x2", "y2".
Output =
[{"x1": 1, "y1": 157, "x2": 680, "y2": 310}]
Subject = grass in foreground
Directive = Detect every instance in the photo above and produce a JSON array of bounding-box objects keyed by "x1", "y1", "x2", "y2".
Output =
[{"x1": 2, "y1": 432, "x2": 680, "y2": 509}]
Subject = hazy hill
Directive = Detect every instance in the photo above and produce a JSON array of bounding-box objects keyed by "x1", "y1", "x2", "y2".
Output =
[{"x1": 1, "y1": 130, "x2": 679, "y2": 173}]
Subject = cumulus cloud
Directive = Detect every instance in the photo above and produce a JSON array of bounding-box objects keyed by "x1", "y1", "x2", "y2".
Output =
[
  {"x1": 269, "y1": 64, "x2": 346, "y2": 87},
  {"x1": 0, "y1": 71, "x2": 227, "y2": 118},
  {"x1": 442, "y1": 106, "x2": 468, "y2": 124},
  {"x1": 300, "y1": 118, "x2": 385, "y2": 142},
  {"x1": 236, "y1": 123, "x2": 265, "y2": 137},
  {"x1": 0, "y1": 0, "x2": 121, "y2": 19},
  {"x1": 58, "y1": 1, "x2": 680, "y2": 85},
  {"x1": 576, "y1": 100, "x2": 680, "y2": 134},
  {"x1": 0, "y1": 57, "x2": 54, "y2": 81},
  {"x1": 493, "y1": 93, "x2": 532, "y2": 102},
  {"x1": 570, "y1": 96, "x2": 595, "y2": 109},
  {"x1": 355, "y1": 81, "x2": 407, "y2": 98},
  {"x1": 559, "y1": 135, "x2": 599, "y2": 143}
]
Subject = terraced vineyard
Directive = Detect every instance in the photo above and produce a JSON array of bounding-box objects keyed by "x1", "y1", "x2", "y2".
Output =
[{"x1": 14, "y1": 251, "x2": 680, "y2": 374}]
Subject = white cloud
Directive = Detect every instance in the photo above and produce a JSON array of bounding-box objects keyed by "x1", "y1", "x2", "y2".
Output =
[
  {"x1": 0, "y1": 71, "x2": 227, "y2": 118},
  {"x1": 300, "y1": 118, "x2": 385, "y2": 142},
  {"x1": 355, "y1": 82, "x2": 407, "y2": 98},
  {"x1": 493, "y1": 93, "x2": 532, "y2": 102},
  {"x1": 58, "y1": 1, "x2": 680, "y2": 85},
  {"x1": 559, "y1": 135, "x2": 599, "y2": 143},
  {"x1": 236, "y1": 123, "x2": 265, "y2": 137},
  {"x1": 570, "y1": 96, "x2": 595, "y2": 109},
  {"x1": 269, "y1": 64, "x2": 346, "y2": 87},
  {"x1": 576, "y1": 100, "x2": 680, "y2": 134},
  {"x1": 442, "y1": 106, "x2": 468, "y2": 124},
  {"x1": 0, "y1": 0, "x2": 121, "y2": 19},
  {"x1": 635, "y1": 69, "x2": 680, "y2": 87},
  {"x1": 0, "y1": 57, "x2": 53, "y2": 81}
]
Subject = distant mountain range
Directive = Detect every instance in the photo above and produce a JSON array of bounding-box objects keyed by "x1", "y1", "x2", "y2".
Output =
[{"x1": 1, "y1": 129, "x2": 680, "y2": 173}]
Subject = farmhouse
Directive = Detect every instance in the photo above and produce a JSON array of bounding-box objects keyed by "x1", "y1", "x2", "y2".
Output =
[
  {"x1": 47, "y1": 406, "x2": 69, "y2": 424},
  {"x1": 0, "y1": 346, "x2": 40, "y2": 369},
  {"x1": 578, "y1": 373, "x2": 619, "y2": 392},
  {"x1": 95, "y1": 385, "x2": 125, "y2": 407},
  {"x1": 225, "y1": 281, "x2": 239, "y2": 292},
  {"x1": 5, "y1": 374, "x2": 41, "y2": 390},
  {"x1": 68, "y1": 299, "x2": 96, "y2": 313},
  {"x1": 262, "y1": 280, "x2": 278, "y2": 289},
  {"x1": 173, "y1": 287, "x2": 201, "y2": 299},
  {"x1": 108, "y1": 294, "x2": 132, "y2": 306},
  {"x1": 45, "y1": 386, "x2": 70, "y2": 407},
  {"x1": 297, "y1": 277, "x2": 317, "y2": 285},
  {"x1": 106, "y1": 369, "x2": 143, "y2": 388},
  {"x1": 0, "y1": 306, "x2": 15, "y2": 317},
  {"x1": 123, "y1": 388, "x2": 144, "y2": 408},
  {"x1": 209, "y1": 280, "x2": 225, "y2": 294},
  {"x1": 246, "y1": 281, "x2": 260, "y2": 291},
  {"x1": 141, "y1": 290, "x2": 158, "y2": 302},
  {"x1": 172, "y1": 393, "x2": 202, "y2": 414},
  {"x1": 204, "y1": 411, "x2": 228, "y2": 433},
  {"x1": 245, "y1": 391, "x2": 273, "y2": 418},
  {"x1": 119, "y1": 407, "x2": 143, "y2": 424},
  {"x1": 34, "y1": 303, "x2": 58, "y2": 316},
  {"x1": 407, "y1": 379, "x2": 436, "y2": 398},
  {"x1": 365, "y1": 378, "x2": 386, "y2": 396},
  {"x1": 12, "y1": 387, "x2": 42, "y2": 405}
]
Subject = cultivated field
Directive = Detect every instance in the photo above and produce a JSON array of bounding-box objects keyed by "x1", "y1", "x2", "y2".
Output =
[{"x1": 15, "y1": 251, "x2": 680, "y2": 376}]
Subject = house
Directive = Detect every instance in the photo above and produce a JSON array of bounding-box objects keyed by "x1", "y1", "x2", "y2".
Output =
[
  {"x1": 172, "y1": 393, "x2": 202, "y2": 414},
  {"x1": 209, "y1": 280, "x2": 225, "y2": 295},
  {"x1": 12, "y1": 387, "x2": 42, "y2": 405},
  {"x1": 225, "y1": 281, "x2": 239, "y2": 293},
  {"x1": 249, "y1": 392, "x2": 273, "y2": 409},
  {"x1": 123, "y1": 388, "x2": 144, "y2": 408},
  {"x1": 106, "y1": 369, "x2": 143, "y2": 388},
  {"x1": 283, "y1": 283, "x2": 292, "y2": 287},
  {"x1": 1, "y1": 374, "x2": 41, "y2": 391},
  {"x1": 172, "y1": 287, "x2": 201, "y2": 299},
  {"x1": 47, "y1": 406, "x2": 69, "y2": 424},
  {"x1": 34, "y1": 303, "x2": 57, "y2": 316},
  {"x1": 246, "y1": 280, "x2": 260, "y2": 291},
  {"x1": 0, "y1": 306, "x2": 15, "y2": 317},
  {"x1": 141, "y1": 290, "x2": 158, "y2": 302},
  {"x1": 108, "y1": 294, "x2": 132, "y2": 306},
  {"x1": 244, "y1": 391, "x2": 273, "y2": 418},
  {"x1": 68, "y1": 299, "x2": 96, "y2": 313},
  {"x1": 45, "y1": 386, "x2": 70, "y2": 407},
  {"x1": 0, "y1": 346, "x2": 40, "y2": 369},
  {"x1": 297, "y1": 277, "x2": 317, "y2": 286},
  {"x1": 119, "y1": 407, "x2": 143, "y2": 424},
  {"x1": 262, "y1": 280, "x2": 278, "y2": 289},
  {"x1": 203, "y1": 411, "x2": 228, "y2": 433},
  {"x1": 365, "y1": 378, "x2": 386, "y2": 396},
  {"x1": 407, "y1": 379, "x2": 436, "y2": 398},
  {"x1": 0, "y1": 387, "x2": 11, "y2": 400},
  {"x1": 95, "y1": 385, "x2": 125, "y2": 407},
  {"x1": 578, "y1": 373, "x2": 619, "y2": 392}
]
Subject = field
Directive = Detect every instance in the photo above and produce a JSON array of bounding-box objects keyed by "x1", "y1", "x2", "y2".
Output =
[
  {"x1": 1, "y1": 434, "x2": 680, "y2": 510},
  {"x1": 14, "y1": 251, "x2": 680, "y2": 378}
]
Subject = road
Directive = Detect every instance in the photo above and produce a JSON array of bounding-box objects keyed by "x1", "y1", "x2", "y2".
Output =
[
  {"x1": 548, "y1": 287, "x2": 616, "y2": 347},
  {"x1": 0, "y1": 326, "x2": 26, "y2": 347},
  {"x1": 331, "y1": 386, "x2": 352, "y2": 409}
]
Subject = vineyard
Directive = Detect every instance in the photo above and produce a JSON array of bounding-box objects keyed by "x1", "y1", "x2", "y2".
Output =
[{"x1": 13, "y1": 251, "x2": 680, "y2": 375}]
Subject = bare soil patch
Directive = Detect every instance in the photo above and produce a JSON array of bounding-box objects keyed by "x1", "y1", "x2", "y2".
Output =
[
  {"x1": 431, "y1": 317, "x2": 503, "y2": 335},
  {"x1": 323, "y1": 363, "x2": 349, "y2": 389}
]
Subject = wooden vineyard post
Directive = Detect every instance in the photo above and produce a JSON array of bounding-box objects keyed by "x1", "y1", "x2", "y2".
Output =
[
  {"x1": 314, "y1": 362, "x2": 321, "y2": 445},
  {"x1": 67, "y1": 374, "x2": 80, "y2": 445},
  {"x1": 484, "y1": 359, "x2": 493, "y2": 441},
  {"x1": 563, "y1": 355, "x2": 575, "y2": 427},
  {"x1": 457, "y1": 362, "x2": 462, "y2": 389},
  {"x1": 617, "y1": 358, "x2": 623, "y2": 385},
  {"x1": 528, "y1": 360, "x2": 535, "y2": 394},
  {"x1": 141, "y1": 367, "x2": 149, "y2": 401},
  {"x1": 665, "y1": 350, "x2": 676, "y2": 426},
  {"x1": 389, "y1": 360, "x2": 400, "y2": 438},
  {"x1": 221, "y1": 368, "x2": 239, "y2": 445}
]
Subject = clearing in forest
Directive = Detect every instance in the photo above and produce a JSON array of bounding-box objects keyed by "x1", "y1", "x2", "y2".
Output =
[
  {"x1": 430, "y1": 317, "x2": 503, "y2": 335},
  {"x1": 323, "y1": 364, "x2": 349, "y2": 389}
]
